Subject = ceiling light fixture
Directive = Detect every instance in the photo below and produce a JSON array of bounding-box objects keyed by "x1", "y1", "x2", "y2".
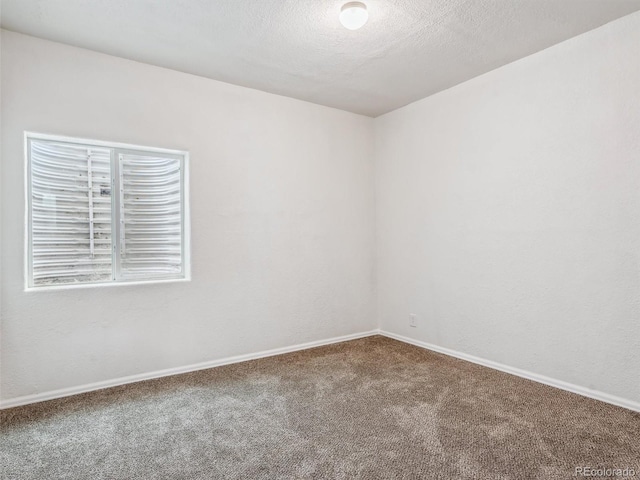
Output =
[{"x1": 339, "y1": 2, "x2": 368, "y2": 31}]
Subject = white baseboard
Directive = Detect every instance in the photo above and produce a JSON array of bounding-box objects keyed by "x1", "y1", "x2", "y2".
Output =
[
  {"x1": 379, "y1": 330, "x2": 640, "y2": 413},
  {"x1": 5, "y1": 329, "x2": 638, "y2": 413},
  {"x1": 0, "y1": 330, "x2": 379, "y2": 410}
]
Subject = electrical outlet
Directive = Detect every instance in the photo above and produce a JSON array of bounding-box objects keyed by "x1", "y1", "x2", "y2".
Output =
[{"x1": 409, "y1": 314, "x2": 418, "y2": 328}]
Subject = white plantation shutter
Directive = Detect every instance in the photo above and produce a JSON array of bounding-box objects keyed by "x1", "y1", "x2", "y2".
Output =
[
  {"x1": 29, "y1": 140, "x2": 113, "y2": 286},
  {"x1": 118, "y1": 152, "x2": 184, "y2": 280}
]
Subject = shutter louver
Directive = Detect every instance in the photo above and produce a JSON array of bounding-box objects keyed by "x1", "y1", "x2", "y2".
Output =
[
  {"x1": 30, "y1": 140, "x2": 113, "y2": 286},
  {"x1": 119, "y1": 153, "x2": 183, "y2": 280}
]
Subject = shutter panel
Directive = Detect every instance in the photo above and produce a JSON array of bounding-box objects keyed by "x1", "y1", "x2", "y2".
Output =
[
  {"x1": 29, "y1": 140, "x2": 113, "y2": 286},
  {"x1": 118, "y1": 152, "x2": 183, "y2": 280}
]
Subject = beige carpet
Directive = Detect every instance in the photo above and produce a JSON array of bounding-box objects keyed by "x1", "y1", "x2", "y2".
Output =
[{"x1": 2, "y1": 336, "x2": 639, "y2": 479}]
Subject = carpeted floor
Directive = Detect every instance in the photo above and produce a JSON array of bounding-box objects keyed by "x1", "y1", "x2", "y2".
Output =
[{"x1": 1, "y1": 336, "x2": 639, "y2": 479}]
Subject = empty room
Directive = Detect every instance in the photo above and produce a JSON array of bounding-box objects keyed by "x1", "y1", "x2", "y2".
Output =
[{"x1": 1, "y1": 0, "x2": 639, "y2": 478}]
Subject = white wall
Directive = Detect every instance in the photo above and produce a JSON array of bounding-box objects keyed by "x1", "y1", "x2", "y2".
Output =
[
  {"x1": 0, "y1": 30, "x2": 376, "y2": 402},
  {"x1": 375, "y1": 12, "x2": 640, "y2": 404},
  {"x1": 0, "y1": 26, "x2": 3, "y2": 359},
  {"x1": 3, "y1": 11, "x2": 639, "y2": 408}
]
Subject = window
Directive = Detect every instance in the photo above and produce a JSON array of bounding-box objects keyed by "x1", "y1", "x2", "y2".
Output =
[{"x1": 26, "y1": 133, "x2": 190, "y2": 288}]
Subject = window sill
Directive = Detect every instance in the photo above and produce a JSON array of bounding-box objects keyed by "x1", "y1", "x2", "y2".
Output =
[{"x1": 25, "y1": 276, "x2": 191, "y2": 293}]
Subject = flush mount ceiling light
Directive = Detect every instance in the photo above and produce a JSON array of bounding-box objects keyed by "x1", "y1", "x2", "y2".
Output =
[{"x1": 339, "y1": 2, "x2": 368, "y2": 30}]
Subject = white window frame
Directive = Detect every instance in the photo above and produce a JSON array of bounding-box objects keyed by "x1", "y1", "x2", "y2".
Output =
[{"x1": 24, "y1": 132, "x2": 191, "y2": 291}]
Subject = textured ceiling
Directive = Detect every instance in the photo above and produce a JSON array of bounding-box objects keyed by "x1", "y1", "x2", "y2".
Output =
[{"x1": 2, "y1": 0, "x2": 640, "y2": 117}]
